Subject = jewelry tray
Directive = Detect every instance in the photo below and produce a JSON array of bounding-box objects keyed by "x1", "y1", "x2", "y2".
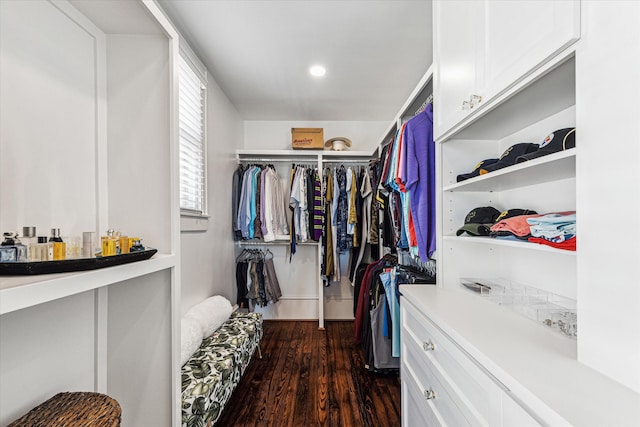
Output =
[{"x1": 0, "y1": 248, "x2": 157, "y2": 275}]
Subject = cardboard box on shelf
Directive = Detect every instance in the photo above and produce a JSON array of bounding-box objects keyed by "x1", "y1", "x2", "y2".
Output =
[{"x1": 291, "y1": 128, "x2": 324, "y2": 150}]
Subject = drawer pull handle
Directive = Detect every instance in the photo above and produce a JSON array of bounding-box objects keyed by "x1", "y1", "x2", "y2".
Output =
[
  {"x1": 422, "y1": 340, "x2": 435, "y2": 351},
  {"x1": 423, "y1": 388, "x2": 437, "y2": 400}
]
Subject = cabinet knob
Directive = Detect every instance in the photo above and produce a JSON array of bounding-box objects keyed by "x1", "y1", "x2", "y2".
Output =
[
  {"x1": 462, "y1": 100, "x2": 471, "y2": 110},
  {"x1": 423, "y1": 388, "x2": 437, "y2": 400},
  {"x1": 422, "y1": 340, "x2": 435, "y2": 351},
  {"x1": 470, "y1": 94, "x2": 483, "y2": 108}
]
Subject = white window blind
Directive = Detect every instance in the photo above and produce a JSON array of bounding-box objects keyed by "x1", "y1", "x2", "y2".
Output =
[{"x1": 179, "y1": 55, "x2": 206, "y2": 215}]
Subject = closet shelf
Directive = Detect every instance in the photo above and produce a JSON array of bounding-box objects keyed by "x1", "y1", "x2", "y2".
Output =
[
  {"x1": 443, "y1": 236, "x2": 576, "y2": 255},
  {"x1": 443, "y1": 148, "x2": 575, "y2": 193},
  {"x1": 0, "y1": 253, "x2": 176, "y2": 315},
  {"x1": 236, "y1": 149, "x2": 375, "y2": 159}
]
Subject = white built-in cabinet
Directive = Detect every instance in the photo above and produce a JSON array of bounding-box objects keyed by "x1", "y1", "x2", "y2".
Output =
[
  {"x1": 0, "y1": 1, "x2": 181, "y2": 426},
  {"x1": 399, "y1": 0, "x2": 640, "y2": 426},
  {"x1": 434, "y1": 0, "x2": 580, "y2": 140}
]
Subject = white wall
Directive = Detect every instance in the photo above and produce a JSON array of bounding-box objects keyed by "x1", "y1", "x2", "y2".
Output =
[
  {"x1": 180, "y1": 73, "x2": 244, "y2": 315},
  {"x1": 0, "y1": 0, "x2": 98, "y2": 237},
  {"x1": 576, "y1": 0, "x2": 640, "y2": 393},
  {"x1": 107, "y1": 34, "x2": 172, "y2": 254},
  {"x1": 243, "y1": 120, "x2": 387, "y2": 152},
  {"x1": 0, "y1": 2, "x2": 100, "y2": 424},
  {"x1": 0, "y1": 291, "x2": 96, "y2": 425}
]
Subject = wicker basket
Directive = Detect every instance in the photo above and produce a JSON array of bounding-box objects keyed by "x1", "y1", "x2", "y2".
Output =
[{"x1": 8, "y1": 392, "x2": 121, "y2": 427}]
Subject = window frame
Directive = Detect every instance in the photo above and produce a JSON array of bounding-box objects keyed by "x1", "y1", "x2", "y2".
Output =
[{"x1": 178, "y1": 43, "x2": 209, "y2": 231}]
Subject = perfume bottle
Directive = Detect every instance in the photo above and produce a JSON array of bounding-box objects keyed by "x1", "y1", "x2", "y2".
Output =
[
  {"x1": 101, "y1": 229, "x2": 117, "y2": 257},
  {"x1": 49, "y1": 228, "x2": 66, "y2": 260},
  {"x1": 1, "y1": 232, "x2": 27, "y2": 262},
  {"x1": 130, "y1": 239, "x2": 145, "y2": 252},
  {"x1": 37, "y1": 236, "x2": 53, "y2": 261},
  {"x1": 22, "y1": 227, "x2": 38, "y2": 261}
]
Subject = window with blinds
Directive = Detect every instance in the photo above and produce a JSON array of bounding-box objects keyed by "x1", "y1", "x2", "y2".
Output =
[{"x1": 179, "y1": 55, "x2": 207, "y2": 215}]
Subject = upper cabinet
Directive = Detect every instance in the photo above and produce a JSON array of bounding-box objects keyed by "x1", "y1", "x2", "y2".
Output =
[
  {"x1": 433, "y1": 0, "x2": 484, "y2": 138},
  {"x1": 434, "y1": 0, "x2": 580, "y2": 140}
]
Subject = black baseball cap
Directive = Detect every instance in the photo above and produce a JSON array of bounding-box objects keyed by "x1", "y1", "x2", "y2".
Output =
[
  {"x1": 516, "y1": 128, "x2": 576, "y2": 163},
  {"x1": 456, "y1": 158, "x2": 499, "y2": 182},
  {"x1": 478, "y1": 143, "x2": 539, "y2": 174},
  {"x1": 456, "y1": 206, "x2": 502, "y2": 236},
  {"x1": 494, "y1": 208, "x2": 538, "y2": 223}
]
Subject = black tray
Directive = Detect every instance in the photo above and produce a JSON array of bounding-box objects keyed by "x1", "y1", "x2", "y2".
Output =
[{"x1": 0, "y1": 248, "x2": 157, "y2": 275}]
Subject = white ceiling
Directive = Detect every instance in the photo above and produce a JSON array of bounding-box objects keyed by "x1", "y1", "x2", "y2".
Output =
[{"x1": 158, "y1": 0, "x2": 433, "y2": 121}]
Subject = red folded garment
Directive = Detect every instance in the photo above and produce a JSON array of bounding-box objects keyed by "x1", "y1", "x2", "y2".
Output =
[{"x1": 528, "y1": 236, "x2": 576, "y2": 251}]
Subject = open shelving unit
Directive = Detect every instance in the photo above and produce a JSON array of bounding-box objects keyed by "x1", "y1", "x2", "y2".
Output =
[
  {"x1": 443, "y1": 148, "x2": 576, "y2": 193},
  {"x1": 235, "y1": 149, "x2": 375, "y2": 329},
  {"x1": 0, "y1": 1, "x2": 181, "y2": 425}
]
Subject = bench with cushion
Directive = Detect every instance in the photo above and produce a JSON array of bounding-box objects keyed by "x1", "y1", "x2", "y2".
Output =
[{"x1": 181, "y1": 309, "x2": 263, "y2": 427}]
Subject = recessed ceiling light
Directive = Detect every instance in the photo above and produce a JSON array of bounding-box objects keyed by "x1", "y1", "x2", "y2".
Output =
[{"x1": 309, "y1": 65, "x2": 326, "y2": 77}]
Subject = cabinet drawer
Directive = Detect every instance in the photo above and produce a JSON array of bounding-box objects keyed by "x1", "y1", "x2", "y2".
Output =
[
  {"x1": 401, "y1": 299, "x2": 502, "y2": 426},
  {"x1": 402, "y1": 362, "x2": 442, "y2": 427},
  {"x1": 403, "y1": 340, "x2": 471, "y2": 427}
]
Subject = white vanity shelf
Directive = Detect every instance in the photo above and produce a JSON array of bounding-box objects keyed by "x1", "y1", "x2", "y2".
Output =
[{"x1": 0, "y1": 254, "x2": 176, "y2": 315}]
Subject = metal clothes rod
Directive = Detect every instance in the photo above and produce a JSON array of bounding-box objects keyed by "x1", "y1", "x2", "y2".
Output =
[
  {"x1": 237, "y1": 240, "x2": 318, "y2": 246},
  {"x1": 322, "y1": 158, "x2": 372, "y2": 164}
]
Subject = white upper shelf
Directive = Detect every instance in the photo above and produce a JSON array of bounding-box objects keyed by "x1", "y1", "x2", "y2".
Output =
[
  {"x1": 443, "y1": 235, "x2": 576, "y2": 255},
  {"x1": 443, "y1": 148, "x2": 576, "y2": 193},
  {"x1": 236, "y1": 149, "x2": 375, "y2": 159},
  {"x1": 0, "y1": 254, "x2": 176, "y2": 315}
]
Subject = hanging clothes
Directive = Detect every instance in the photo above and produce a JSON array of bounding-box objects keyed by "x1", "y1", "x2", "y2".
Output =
[
  {"x1": 233, "y1": 164, "x2": 290, "y2": 242},
  {"x1": 336, "y1": 166, "x2": 352, "y2": 252},
  {"x1": 235, "y1": 249, "x2": 283, "y2": 311},
  {"x1": 370, "y1": 293, "x2": 399, "y2": 369},
  {"x1": 312, "y1": 169, "x2": 323, "y2": 241},
  {"x1": 232, "y1": 165, "x2": 245, "y2": 241},
  {"x1": 351, "y1": 167, "x2": 373, "y2": 285},
  {"x1": 403, "y1": 103, "x2": 435, "y2": 261}
]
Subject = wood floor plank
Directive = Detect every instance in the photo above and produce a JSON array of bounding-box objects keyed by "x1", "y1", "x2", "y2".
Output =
[{"x1": 215, "y1": 320, "x2": 401, "y2": 427}]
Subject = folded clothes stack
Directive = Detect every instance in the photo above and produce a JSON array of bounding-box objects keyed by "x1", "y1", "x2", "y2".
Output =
[{"x1": 457, "y1": 207, "x2": 576, "y2": 251}]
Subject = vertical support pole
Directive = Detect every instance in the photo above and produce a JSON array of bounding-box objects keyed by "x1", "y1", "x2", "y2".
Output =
[
  {"x1": 94, "y1": 287, "x2": 108, "y2": 393},
  {"x1": 317, "y1": 153, "x2": 325, "y2": 330}
]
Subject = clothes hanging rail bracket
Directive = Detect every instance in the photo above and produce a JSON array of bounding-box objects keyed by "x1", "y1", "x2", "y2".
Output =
[{"x1": 414, "y1": 93, "x2": 433, "y2": 116}]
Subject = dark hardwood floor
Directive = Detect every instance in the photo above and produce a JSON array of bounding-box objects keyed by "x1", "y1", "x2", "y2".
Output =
[{"x1": 215, "y1": 320, "x2": 401, "y2": 427}]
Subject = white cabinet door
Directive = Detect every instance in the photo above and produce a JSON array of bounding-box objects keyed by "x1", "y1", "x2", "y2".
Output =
[
  {"x1": 483, "y1": 0, "x2": 580, "y2": 102},
  {"x1": 434, "y1": 0, "x2": 579, "y2": 140},
  {"x1": 433, "y1": 0, "x2": 484, "y2": 139}
]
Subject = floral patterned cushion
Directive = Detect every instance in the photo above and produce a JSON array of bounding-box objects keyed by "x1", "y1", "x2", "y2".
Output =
[{"x1": 181, "y1": 311, "x2": 263, "y2": 427}]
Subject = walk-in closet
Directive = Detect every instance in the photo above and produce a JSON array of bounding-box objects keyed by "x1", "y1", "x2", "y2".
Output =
[{"x1": 1, "y1": 1, "x2": 639, "y2": 426}]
